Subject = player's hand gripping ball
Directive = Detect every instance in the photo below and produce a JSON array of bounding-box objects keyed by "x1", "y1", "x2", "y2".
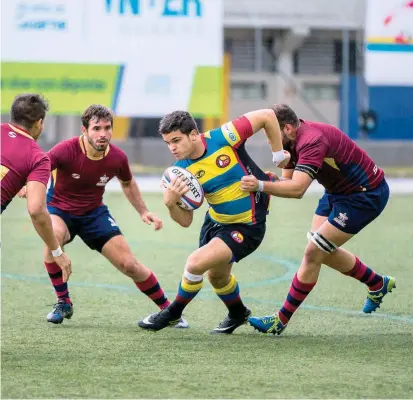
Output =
[{"x1": 160, "y1": 166, "x2": 204, "y2": 210}]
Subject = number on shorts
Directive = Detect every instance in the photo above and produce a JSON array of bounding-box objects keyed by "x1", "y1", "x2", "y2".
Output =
[{"x1": 108, "y1": 217, "x2": 118, "y2": 227}]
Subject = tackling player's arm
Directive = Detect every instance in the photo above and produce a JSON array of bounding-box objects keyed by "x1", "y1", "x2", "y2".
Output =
[
  {"x1": 243, "y1": 109, "x2": 290, "y2": 168},
  {"x1": 241, "y1": 140, "x2": 326, "y2": 198},
  {"x1": 163, "y1": 176, "x2": 193, "y2": 228},
  {"x1": 120, "y1": 178, "x2": 149, "y2": 215},
  {"x1": 26, "y1": 156, "x2": 72, "y2": 281}
]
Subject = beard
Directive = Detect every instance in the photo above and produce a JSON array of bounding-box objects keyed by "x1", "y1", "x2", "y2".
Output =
[
  {"x1": 88, "y1": 137, "x2": 109, "y2": 152},
  {"x1": 282, "y1": 134, "x2": 294, "y2": 151}
]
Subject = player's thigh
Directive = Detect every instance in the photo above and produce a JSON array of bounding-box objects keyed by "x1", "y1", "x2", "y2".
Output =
[
  {"x1": 311, "y1": 214, "x2": 328, "y2": 232},
  {"x1": 186, "y1": 237, "x2": 233, "y2": 275},
  {"x1": 50, "y1": 214, "x2": 71, "y2": 244},
  {"x1": 306, "y1": 219, "x2": 354, "y2": 263}
]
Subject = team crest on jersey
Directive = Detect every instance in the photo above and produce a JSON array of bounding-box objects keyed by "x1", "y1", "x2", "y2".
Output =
[
  {"x1": 231, "y1": 231, "x2": 244, "y2": 244},
  {"x1": 96, "y1": 174, "x2": 109, "y2": 186},
  {"x1": 195, "y1": 170, "x2": 205, "y2": 179},
  {"x1": 8, "y1": 131, "x2": 17, "y2": 138},
  {"x1": 216, "y1": 154, "x2": 231, "y2": 168},
  {"x1": 72, "y1": 173, "x2": 80, "y2": 179}
]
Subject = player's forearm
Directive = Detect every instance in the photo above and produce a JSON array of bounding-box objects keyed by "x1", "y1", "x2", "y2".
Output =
[
  {"x1": 121, "y1": 180, "x2": 149, "y2": 215},
  {"x1": 263, "y1": 180, "x2": 306, "y2": 199},
  {"x1": 263, "y1": 111, "x2": 283, "y2": 152},
  {"x1": 30, "y1": 210, "x2": 60, "y2": 250},
  {"x1": 167, "y1": 204, "x2": 193, "y2": 228}
]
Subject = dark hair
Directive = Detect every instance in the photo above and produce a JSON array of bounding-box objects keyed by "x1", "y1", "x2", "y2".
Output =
[
  {"x1": 10, "y1": 93, "x2": 49, "y2": 129},
  {"x1": 270, "y1": 104, "x2": 299, "y2": 129},
  {"x1": 159, "y1": 110, "x2": 198, "y2": 135},
  {"x1": 81, "y1": 104, "x2": 113, "y2": 129}
]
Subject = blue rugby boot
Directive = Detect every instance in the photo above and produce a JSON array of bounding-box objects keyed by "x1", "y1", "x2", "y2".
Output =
[
  {"x1": 248, "y1": 312, "x2": 287, "y2": 335},
  {"x1": 47, "y1": 300, "x2": 73, "y2": 324},
  {"x1": 363, "y1": 275, "x2": 396, "y2": 313}
]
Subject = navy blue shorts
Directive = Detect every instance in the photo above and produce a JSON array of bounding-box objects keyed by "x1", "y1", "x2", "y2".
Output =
[
  {"x1": 315, "y1": 179, "x2": 390, "y2": 234},
  {"x1": 199, "y1": 213, "x2": 266, "y2": 263},
  {"x1": 47, "y1": 205, "x2": 122, "y2": 252}
]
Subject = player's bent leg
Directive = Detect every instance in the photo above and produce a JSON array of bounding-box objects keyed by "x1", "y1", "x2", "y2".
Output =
[
  {"x1": 101, "y1": 235, "x2": 180, "y2": 317},
  {"x1": 44, "y1": 215, "x2": 73, "y2": 324},
  {"x1": 250, "y1": 220, "x2": 348, "y2": 335},
  {"x1": 138, "y1": 239, "x2": 233, "y2": 332},
  {"x1": 249, "y1": 240, "x2": 323, "y2": 335},
  {"x1": 208, "y1": 264, "x2": 251, "y2": 334},
  {"x1": 311, "y1": 217, "x2": 394, "y2": 313}
]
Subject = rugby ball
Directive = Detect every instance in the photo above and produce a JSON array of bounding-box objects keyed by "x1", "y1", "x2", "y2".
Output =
[{"x1": 160, "y1": 166, "x2": 204, "y2": 211}]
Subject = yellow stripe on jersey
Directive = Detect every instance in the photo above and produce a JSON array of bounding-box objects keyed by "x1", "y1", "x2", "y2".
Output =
[
  {"x1": 221, "y1": 121, "x2": 242, "y2": 147},
  {"x1": 209, "y1": 208, "x2": 253, "y2": 225},
  {"x1": 204, "y1": 131, "x2": 211, "y2": 139},
  {"x1": 51, "y1": 169, "x2": 57, "y2": 184},
  {"x1": 0, "y1": 165, "x2": 10, "y2": 181},
  {"x1": 186, "y1": 146, "x2": 237, "y2": 185},
  {"x1": 206, "y1": 181, "x2": 249, "y2": 205},
  {"x1": 324, "y1": 158, "x2": 340, "y2": 170}
]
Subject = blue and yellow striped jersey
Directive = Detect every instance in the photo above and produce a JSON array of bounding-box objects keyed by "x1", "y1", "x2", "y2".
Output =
[{"x1": 175, "y1": 116, "x2": 271, "y2": 225}]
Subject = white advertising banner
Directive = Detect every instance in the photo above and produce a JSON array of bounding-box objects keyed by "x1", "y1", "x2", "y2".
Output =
[
  {"x1": 1, "y1": 0, "x2": 224, "y2": 116},
  {"x1": 365, "y1": 0, "x2": 413, "y2": 86}
]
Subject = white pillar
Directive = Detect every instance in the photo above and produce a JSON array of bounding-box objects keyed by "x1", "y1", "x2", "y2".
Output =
[{"x1": 274, "y1": 27, "x2": 309, "y2": 103}]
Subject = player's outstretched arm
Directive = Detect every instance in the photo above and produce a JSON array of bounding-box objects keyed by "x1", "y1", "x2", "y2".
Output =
[
  {"x1": 120, "y1": 178, "x2": 163, "y2": 230},
  {"x1": 243, "y1": 109, "x2": 290, "y2": 167},
  {"x1": 164, "y1": 176, "x2": 193, "y2": 228},
  {"x1": 241, "y1": 170, "x2": 313, "y2": 199},
  {"x1": 26, "y1": 181, "x2": 72, "y2": 281}
]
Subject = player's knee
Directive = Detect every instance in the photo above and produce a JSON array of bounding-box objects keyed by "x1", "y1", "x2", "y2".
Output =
[
  {"x1": 118, "y1": 256, "x2": 140, "y2": 277},
  {"x1": 306, "y1": 231, "x2": 337, "y2": 256},
  {"x1": 303, "y1": 244, "x2": 323, "y2": 265},
  {"x1": 185, "y1": 253, "x2": 206, "y2": 275}
]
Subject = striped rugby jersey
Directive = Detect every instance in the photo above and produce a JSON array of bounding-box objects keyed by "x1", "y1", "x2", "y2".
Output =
[{"x1": 175, "y1": 116, "x2": 271, "y2": 225}]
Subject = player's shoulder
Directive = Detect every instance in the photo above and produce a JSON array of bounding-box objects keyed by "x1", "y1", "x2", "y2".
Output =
[
  {"x1": 174, "y1": 159, "x2": 188, "y2": 168},
  {"x1": 107, "y1": 143, "x2": 129, "y2": 161},
  {"x1": 296, "y1": 120, "x2": 327, "y2": 145}
]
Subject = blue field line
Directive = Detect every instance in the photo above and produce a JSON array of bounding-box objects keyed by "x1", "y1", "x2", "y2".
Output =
[{"x1": 2, "y1": 272, "x2": 412, "y2": 324}]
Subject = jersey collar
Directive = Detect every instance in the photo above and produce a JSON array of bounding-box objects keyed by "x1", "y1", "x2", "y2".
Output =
[{"x1": 8, "y1": 124, "x2": 34, "y2": 140}]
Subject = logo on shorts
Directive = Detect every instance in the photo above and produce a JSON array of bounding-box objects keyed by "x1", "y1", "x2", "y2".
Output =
[
  {"x1": 333, "y1": 212, "x2": 348, "y2": 227},
  {"x1": 96, "y1": 174, "x2": 109, "y2": 186},
  {"x1": 72, "y1": 173, "x2": 80, "y2": 179},
  {"x1": 8, "y1": 131, "x2": 17, "y2": 138},
  {"x1": 231, "y1": 231, "x2": 244, "y2": 244},
  {"x1": 195, "y1": 170, "x2": 205, "y2": 179},
  {"x1": 216, "y1": 154, "x2": 231, "y2": 168}
]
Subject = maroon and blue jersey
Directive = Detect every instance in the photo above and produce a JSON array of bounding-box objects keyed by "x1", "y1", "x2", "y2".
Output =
[
  {"x1": 1, "y1": 123, "x2": 50, "y2": 213},
  {"x1": 284, "y1": 120, "x2": 384, "y2": 194},
  {"x1": 47, "y1": 136, "x2": 132, "y2": 215}
]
